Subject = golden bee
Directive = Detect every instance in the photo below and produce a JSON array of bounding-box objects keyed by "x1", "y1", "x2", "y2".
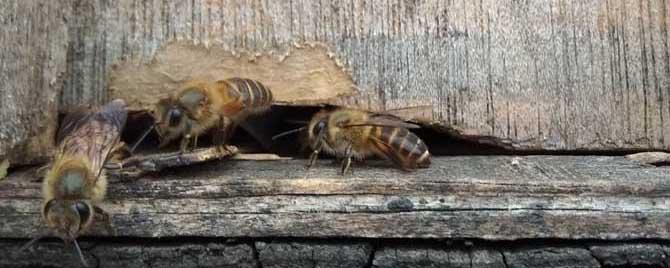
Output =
[
  {"x1": 22, "y1": 99, "x2": 128, "y2": 267},
  {"x1": 150, "y1": 78, "x2": 273, "y2": 152},
  {"x1": 277, "y1": 108, "x2": 431, "y2": 174}
]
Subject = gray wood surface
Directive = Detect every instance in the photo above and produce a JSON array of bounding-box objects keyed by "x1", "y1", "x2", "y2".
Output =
[
  {"x1": 3, "y1": 241, "x2": 669, "y2": 268},
  {"x1": 0, "y1": 0, "x2": 70, "y2": 164},
  {"x1": 2, "y1": 156, "x2": 670, "y2": 240},
  {"x1": 1, "y1": 241, "x2": 257, "y2": 268},
  {"x1": 57, "y1": 0, "x2": 670, "y2": 151},
  {"x1": 5, "y1": 0, "x2": 670, "y2": 164}
]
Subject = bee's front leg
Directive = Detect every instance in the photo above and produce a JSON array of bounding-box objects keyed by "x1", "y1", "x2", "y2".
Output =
[
  {"x1": 94, "y1": 206, "x2": 116, "y2": 236},
  {"x1": 110, "y1": 142, "x2": 130, "y2": 161},
  {"x1": 307, "y1": 142, "x2": 323, "y2": 170},
  {"x1": 340, "y1": 144, "x2": 353, "y2": 175},
  {"x1": 180, "y1": 134, "x2": 191, "y2": 153},
  {"x1": 32, "y1": 164, "x2": 51, "y2": 182}
]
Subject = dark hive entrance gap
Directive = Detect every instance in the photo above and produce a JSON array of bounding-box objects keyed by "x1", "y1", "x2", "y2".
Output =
[{"x1": 115, "y1": 105, "x2": 656, "y2": 158}]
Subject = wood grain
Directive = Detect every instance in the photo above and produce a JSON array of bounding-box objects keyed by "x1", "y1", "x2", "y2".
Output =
[
  {"x1": 3, "y1": 240, "x2": 669, "y2": 268},
  {"x1": 54, "y1": 0, "x2": 670, "y2": 151},
  {"x1": 0, "y1": 0, "x2": 70, "y2": 165},
  {"x1": 1, "y1": 241, "x2": 257, "y2": 268},
  {"x1": 1, "y1": 156, "x2": 669, "y2": 241}
]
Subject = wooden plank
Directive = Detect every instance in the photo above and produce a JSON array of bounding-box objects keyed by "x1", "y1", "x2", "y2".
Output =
[
  {"x1": 0, "y1": 0, "x2": 70, "y2": 165},
  {"x1": 502, "y1": 247, "x2": 600, "y2": 268},
  {"x1": 54, "y1": 0, "x2": 670, "y2": 151},
  {"x1": 1, "y1": 241, "x2": 257, "y2": 268},
  {"x1": 255, "y1": 242, "x2": 372, "y2": 268},
  {"x1": 4, "y1": 240, "x2": 669, "y2": 268},
  {"x1": 2, "y1": 156, "x2": 670, "y2": 240},
  {"x1": 372, "y1": 246, "x2": 505, "y2": 268},
  {"x1": 589, "y1": 243, "x2": 669, "y2": 267}
]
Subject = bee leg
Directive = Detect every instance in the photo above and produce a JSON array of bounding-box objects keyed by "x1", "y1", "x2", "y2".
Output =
[
  {"x1": 192, "y1": 135, "x2": 199, "y2": 151},
  {"x1": 180, "y1": 134, "x2": 191, "y2": 154},
  {"x1": 94, "y1": 206, "x2": 116, "y2": 236},
  {"x1": 32, "y1": 164, "x2": 51, "y2": 182},
  {"x1": 212, "y1": 118, "x2": 228, "y2": 147},
  {"x1": 109, "y1": 142, "x2": 130, "y2": 165},
  {"x1": 307, "y1": 151, "x2": 319, "y2": 169},
  {"x1": 307, "y1": 144, "x2": 324, "y2": 170},
  {"x1": 340, "y1": 144, "x2": 353, "y2": 175}
]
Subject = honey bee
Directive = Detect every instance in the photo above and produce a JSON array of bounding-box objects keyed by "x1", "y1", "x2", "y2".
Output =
[
  {"x1": 276, "y1": 108, "x2": 431, "y2": 174},
  {"x1": 150, "y1": 78, "x2": 273, "y2": 152},
  {"x1": 22, "y1": 99, "x2": 128, "y2": 267}
]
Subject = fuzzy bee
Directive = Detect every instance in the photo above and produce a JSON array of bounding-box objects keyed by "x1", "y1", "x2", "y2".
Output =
[
  {"x1": 22, "y1": 99, "x2": 128, "y2": 267},
  {"x1": 148, "y1": 78, "x2": 273, "y2": 152},
  {"x1": 275, "y1": 108, "x2": 431, "y2": 174}
]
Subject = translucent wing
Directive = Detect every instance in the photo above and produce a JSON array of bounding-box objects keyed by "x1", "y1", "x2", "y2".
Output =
[
  {"x1": 56, "y1": 106, "x2": 94, "y2": 145},
  {"x1": 341, "y1": 113, "x2": 420, "y2": 129},
  {"x1": 57, "y1": 99, "x2": 128, "y2": 180}
]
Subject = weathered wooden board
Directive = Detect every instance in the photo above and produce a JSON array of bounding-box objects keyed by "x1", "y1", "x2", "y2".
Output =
[
  {"x1": 372, "y1": 246, "x2": 506, "y2": 268},
  {"x1": 1, "y1": 156, "x2": 670, "y2": 240},
  {"x1": 54, "y1": 0, "x2": 670, "y2": 151},
  {"x1": 1, "y1": 241, "x2": 257, "y2": 268},
  {"x1": 0, "y1": 0, "x2": 70, "y2": 165},
  {"x1": 255, "y1": 242, "x2": 372, "y2": 268},
  {"x1": 3, "y1": 241, "x2": 669, "y2": 268}
]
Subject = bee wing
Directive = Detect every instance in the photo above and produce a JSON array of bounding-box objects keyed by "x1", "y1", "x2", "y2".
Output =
[
  {"x1": 341, "y1": 113, "x2": 420, "y2": 129},
  {"x1": 58, "y1": 99, "x2": 128, "y2": 180},
  {"x1": 56, "y1": 106, "x2": 94, "y2": 145}
]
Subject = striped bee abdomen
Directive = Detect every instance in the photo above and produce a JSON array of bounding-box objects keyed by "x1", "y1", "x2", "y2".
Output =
[
  {"x1": 373, "y1": 126, "x2": 431, "y2": 169},
  {"x1": 226, "y1": 78, "x2": 273, "y2": 110}
]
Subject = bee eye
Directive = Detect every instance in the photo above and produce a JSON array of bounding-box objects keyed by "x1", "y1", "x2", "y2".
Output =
[
  {"x1": 168, "y1": 108, "x2": 182, "y2": 127},
  {"x1": 73, "y1": 201, "x2": 91, "y2": 228},
  {"x1": 312, "y1": 121, "x2": 326, "y2": 136}
]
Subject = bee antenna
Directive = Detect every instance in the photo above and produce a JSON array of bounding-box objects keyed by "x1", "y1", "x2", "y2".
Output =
[
  {"x1": 72, "y1": 239, "x2": 89, "y2": 267},
  {"x1": 272, "y1": 127, "x2": 307, "y2": 140},
  {"x1": 129, "y1": 124, "x2": 156, "y2": 154},
  {"x1": 19, "y1": 235, "x2": 45, "y2": 251},
  {"x1": 283, "y1": 119, "x2": 310, "y2": 125}
]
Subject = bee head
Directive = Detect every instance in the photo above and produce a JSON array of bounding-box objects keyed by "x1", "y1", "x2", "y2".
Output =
[
  {"x1": 153, "y1": 98, "x2": 192, "y2": 147},
  {"x1": 311, "y1": 120, "x2": 327, "y2": 138},
  {"x1": 306, "y1": 110, "x2": 333, "y2": 150},
  {"x1": 42, "y1": 199, "x2": 93, "y2": 242}
]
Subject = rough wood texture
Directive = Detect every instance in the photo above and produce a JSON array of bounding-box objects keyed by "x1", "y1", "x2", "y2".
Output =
[
  {"x1": 2, "y1": 156, "x2": 670, "y2": 240},
  {"x1": 255, "y1": 241, "x2": 372, "y2": 268},
  {"x1": 1, "y1": 241, "x2": 257, "y2": 268},
  {"x1": 54, "y1": 0, "x2": 670, "y2": 151},
  {"x1": 372, "y1": 246, "x2": 505, "y2": 268},
  {"x1": 589, "y1": 243, "x2": 669, "y2": 267},
  {"x1": 503, "y1": 247, "x2": 600, "y2": 268},
  {"x1": 109, "y1": 42, "x2": 355, "y2": 111},
  {"x1": 5, "y1": 240, "x2": 667, "y2": 268},
  {"x1": 0, "y1": 0, "x2": 70, "y2": 165}
]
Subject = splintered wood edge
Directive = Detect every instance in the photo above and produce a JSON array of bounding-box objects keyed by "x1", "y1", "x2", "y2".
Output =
[
  {"x1": 108, "y1": 145, "x2": 238, "y2": 178},
  {"x1": 625, "y1": 152, "x2": 670, "y2": 166}
]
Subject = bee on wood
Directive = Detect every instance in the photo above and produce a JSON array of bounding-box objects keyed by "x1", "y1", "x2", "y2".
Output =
[
  {"x1": 147, "y1": 78, "x2": 273, "y2": 152},
  {"x1": 275, "y1": 108, "x2": 431, "y2": 174},
  {"x1": 22, "y1": 99, "x2": 128, "y2": 267}
]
